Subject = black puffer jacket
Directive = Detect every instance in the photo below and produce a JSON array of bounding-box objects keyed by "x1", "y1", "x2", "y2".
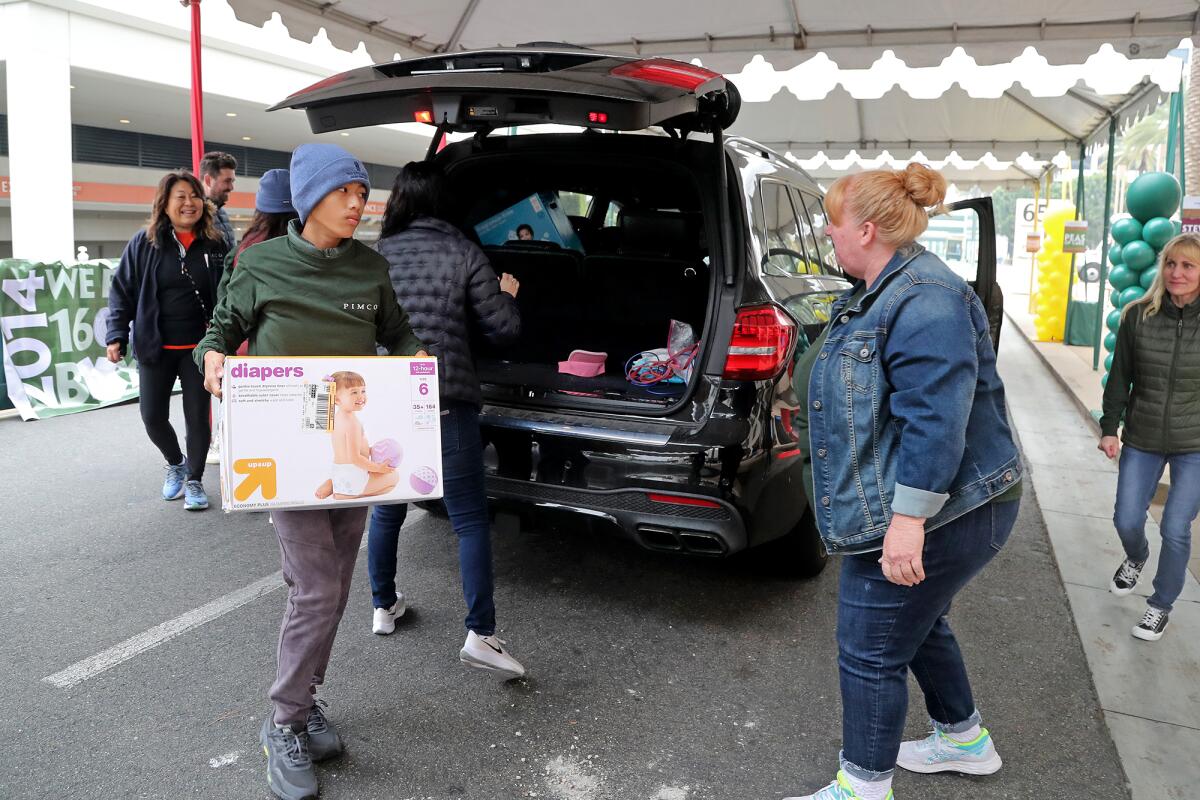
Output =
[
  {"x1": 377, "y1": 217, "x2": 520, "y2": 406},
  {"x1": 1101, "y1": 296, "x2": 1200, "y2": 453}
]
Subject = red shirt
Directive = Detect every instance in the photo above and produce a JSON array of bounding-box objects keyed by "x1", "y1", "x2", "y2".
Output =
[{"x1": 175, "y1": 230, "x2": 196, "y2": 250}]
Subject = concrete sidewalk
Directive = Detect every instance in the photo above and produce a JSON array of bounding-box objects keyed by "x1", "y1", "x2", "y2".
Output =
[
  {"x1": 999, "y1": 317, "x2": 1200, "y2": 800},
  {"x1": 1005, "y1": 298, "x2": 1200, "y2": 584}
]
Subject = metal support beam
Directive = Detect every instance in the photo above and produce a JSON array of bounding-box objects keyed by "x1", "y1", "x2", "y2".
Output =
[
  {"x1": 1095, "y1": 116, "x2": 1118, "y2": 371},
  {"x1": 1064, "y1": 141, "x2": 1087, "y2": 337},
  {"x1": 1066, "y1": 88, "x2": 1109, "y2": 114},
  {"x1": 440, "y1": 0, "x2": 481, "y2": 53},
  {"x1": 580, "y1": 14, "x2": 1196, "y2": 55},
  {"x1": 1003, "y1": 90, "x2": 1080, "y2": 140},
  {"x1": 783, "y1": 0, "x2": 802, "y2": 36}
]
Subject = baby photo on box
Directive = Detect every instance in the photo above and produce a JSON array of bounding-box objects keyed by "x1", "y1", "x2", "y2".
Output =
[{"x1": 219, "y1": 356, "x2": 442, "y2": 512}]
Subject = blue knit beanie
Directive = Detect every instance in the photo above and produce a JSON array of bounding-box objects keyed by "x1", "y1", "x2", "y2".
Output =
[
  {"x1": 255, "y1": 169, "x2": 293, "y2": 214},
  {"x1": 289, "y1": 143, "x2": 370, "y2": 222}
]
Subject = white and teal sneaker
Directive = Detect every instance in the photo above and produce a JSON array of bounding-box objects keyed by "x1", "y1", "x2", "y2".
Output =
[
  {"x1": 896, "y1": 727, "x2": 1002, "y2": 775},
  {"x1": 784, "y1": 770, "x2": 892, "y2": 800},
  {"x1": 183, "y1": 479, "x2": 209, "y2": 511}
]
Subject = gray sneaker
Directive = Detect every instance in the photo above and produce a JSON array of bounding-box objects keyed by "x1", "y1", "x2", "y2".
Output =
[
  {"x1": 259, "y1": 716, "x2": 318, "y2": 800},
  {"x1": 306, "y1": 700, "x2": 343, "y2": 762}
]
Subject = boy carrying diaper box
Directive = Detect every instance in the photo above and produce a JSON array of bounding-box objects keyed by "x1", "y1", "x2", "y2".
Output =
[{"x1": 194, "y1": 143, "x2": 426, "y2": 800}]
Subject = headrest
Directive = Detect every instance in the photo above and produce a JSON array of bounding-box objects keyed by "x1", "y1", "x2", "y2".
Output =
[{"x1": 619, "y1": 211, "x2": 690, "y2": 258}]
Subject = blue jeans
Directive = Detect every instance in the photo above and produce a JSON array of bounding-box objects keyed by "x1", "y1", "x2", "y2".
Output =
[
  {"x1": 367, "y1": 401, "x2": 497, "y2": 636},
  {"x1": 1114, "y1": 445, "x2": 1200, "y2": 613},
  {"x1": 837, "y1": 498, "x2": 1019, "y2": 780}
]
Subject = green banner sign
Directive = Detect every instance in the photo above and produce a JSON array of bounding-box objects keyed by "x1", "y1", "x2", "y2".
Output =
[{"x1": 1, "y1": 259, "x2": 139, "y2": 420}]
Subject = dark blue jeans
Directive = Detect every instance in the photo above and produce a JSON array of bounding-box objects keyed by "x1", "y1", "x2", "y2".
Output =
[
  {"x1": 367, "y1": 401, "x2": 497, "y2": 636},
  {"x1": 837, "y1": 498, "x2": 1020, "y2": 780},
  {"x1": 1114, "y1": 445, "x2": 1200, "y2": 613}
]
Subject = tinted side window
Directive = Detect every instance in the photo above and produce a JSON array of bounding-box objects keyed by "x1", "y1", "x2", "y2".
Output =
[
  {"x1": 791, "y1": 188, "x2": 824, "y2": 276},
  {"x1": 799, "y1": 193, "x2": 841, "y2": 276},
  {"x1": 756, "y1": 180, "x2": 812, "y2": 275}
]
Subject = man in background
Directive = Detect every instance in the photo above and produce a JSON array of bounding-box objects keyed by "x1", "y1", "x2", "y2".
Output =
[{"x1": 200, "y1": 151, "x2": 237, "y2": 251}]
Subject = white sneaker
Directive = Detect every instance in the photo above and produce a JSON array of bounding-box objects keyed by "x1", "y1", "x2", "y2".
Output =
[
  {"x1": 205, "y1": 440, "x2": 221, "y2": 465},
  {"x1": 372, "y1": 595, "x2": 407, "y2": 635},
  {"x1": 459, "y1": 631, "x2": 525, "y2": 680},
  {"x1": 896, "y1": 727, "x2": 1002, "y2": 775}
]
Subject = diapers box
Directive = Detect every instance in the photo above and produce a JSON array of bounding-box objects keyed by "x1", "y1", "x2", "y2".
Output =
[
  {"x1": 219, "y1": 356, "x2": 442, "y2": 512},
  {"x1": 473, "y1": 191, "x2": 585, "y2": 252}
]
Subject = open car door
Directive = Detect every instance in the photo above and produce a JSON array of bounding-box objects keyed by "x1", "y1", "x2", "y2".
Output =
[
  {"x1": 269, "y1": 48, "x2": 740, "y2": 139},
  {"x1": 917, "y1": 197, "x2": 1003, "y2": 350}
]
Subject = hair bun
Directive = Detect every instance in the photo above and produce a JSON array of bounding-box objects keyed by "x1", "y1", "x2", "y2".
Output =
[{"x1": 900, "y1": 163, "x2": 947, "y2": 208}]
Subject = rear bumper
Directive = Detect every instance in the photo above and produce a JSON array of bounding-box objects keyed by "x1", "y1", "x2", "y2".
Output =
[{"x1": 485, "y1": 475, "x2": 747, "y2": 556}]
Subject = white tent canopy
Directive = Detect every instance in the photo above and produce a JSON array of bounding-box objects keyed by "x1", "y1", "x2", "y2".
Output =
[
  {"x1": 228, "y1": 1, "x2": 1197, "y2": 67},
  {"x1": 226, "y1": 1, "x2": 1195, "y2": 184}
]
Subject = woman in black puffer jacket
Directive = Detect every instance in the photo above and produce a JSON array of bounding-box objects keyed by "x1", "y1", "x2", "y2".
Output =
[{"x1": 367, "y1": 161, "x2": 528, "y2": 679}]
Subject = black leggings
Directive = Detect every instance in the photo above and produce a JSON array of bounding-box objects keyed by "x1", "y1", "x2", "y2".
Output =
[{"x1": 138, "y1": 348, "x2": 210, "y2": 481}]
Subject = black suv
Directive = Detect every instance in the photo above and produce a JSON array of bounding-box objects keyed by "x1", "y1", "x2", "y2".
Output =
[{"x1": 276, "y1": 48, "x2": 1001, "y2": 576}]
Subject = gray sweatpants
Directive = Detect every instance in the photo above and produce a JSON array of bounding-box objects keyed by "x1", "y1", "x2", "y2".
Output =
[{"x1": 269, "y1": 507, "x2": 368, "y2": 727}]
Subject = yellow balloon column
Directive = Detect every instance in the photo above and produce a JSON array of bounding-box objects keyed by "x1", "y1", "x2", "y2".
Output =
[{"x1": 1032, "y1": 205, "x2": 1077, "y2": 342}]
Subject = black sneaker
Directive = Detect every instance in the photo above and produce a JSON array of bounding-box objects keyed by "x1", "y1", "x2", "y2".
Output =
[
  {"x1": 1132, "y1": 606, "x2": 1169, "y2": 641},
  {"x1": 306, "y1": 700, "x2": 343, "y2": 762},
  {"x1": 1110, "y1": 558, "x2": 1145, "y2": 596},
  {"x1": 259, "y1": 716, "x2": 318, "y2": 800}
]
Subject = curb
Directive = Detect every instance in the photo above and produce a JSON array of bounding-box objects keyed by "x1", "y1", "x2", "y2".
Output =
[
  {"x1": 1004, "y1": 313, "x2": 1102, "y2": 436},
  {"x1": 1004, "y1": 313, "x2": 1172, "y2": 497}
]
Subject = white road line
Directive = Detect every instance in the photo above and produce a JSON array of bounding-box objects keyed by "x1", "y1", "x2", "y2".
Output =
[{"x1": 42, "y1": 510, "x2": 427, "y2": 689}]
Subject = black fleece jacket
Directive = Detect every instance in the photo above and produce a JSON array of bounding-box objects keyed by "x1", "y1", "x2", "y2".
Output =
[{"x1": 106, "y1": 227, "x2": 227, "y2": 364}]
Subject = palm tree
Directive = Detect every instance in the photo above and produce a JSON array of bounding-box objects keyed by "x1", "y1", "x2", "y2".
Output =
[{"x1": 1117, "y1": 103, "x2": 1168, "y2": 173}]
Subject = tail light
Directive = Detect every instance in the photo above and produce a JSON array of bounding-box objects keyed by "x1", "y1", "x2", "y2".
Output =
[
  {"x1": 610, "y1": 59, "x2": 723, "y2": 92},
  {"x1": 722, "y1": 305, "x2": 795, "y2": 380}
]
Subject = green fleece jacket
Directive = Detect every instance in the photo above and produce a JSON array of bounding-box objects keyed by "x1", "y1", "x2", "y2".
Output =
[{"x1": 194, "y1": 221, "x2": 424, "y2": 364}]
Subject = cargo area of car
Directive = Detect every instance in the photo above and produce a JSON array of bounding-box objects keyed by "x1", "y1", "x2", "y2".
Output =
[{"x1": 444, "y1": 137, "x2": 718, "y2": 411}]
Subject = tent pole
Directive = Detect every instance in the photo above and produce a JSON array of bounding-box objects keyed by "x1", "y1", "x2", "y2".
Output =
[
  {"x1": 1064, "y1": 141, "x2": 1087, "y2": 334},
  {"x1": 1028, "y1": 178, "x2": 1040, "y2": 313},
  {"x1": 185, "y1": 0, "x2": 204, "y2": 175},
  {"x1": 1095, "y1": 116, "x2": 1118, "y2": 370},
  {"x1": 1166, "y1": 92, "x2": 1179, "y2": 175},
  {"x1": 1178, "y1": 77, "x2": 1187, "y2": 192}
]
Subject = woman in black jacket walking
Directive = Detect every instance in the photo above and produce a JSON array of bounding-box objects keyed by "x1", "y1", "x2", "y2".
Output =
[
  {"x1": 366, "y1": 162, "x2": 527, "y2": 679},
  {"x1": 106, "y1": 170, "x2": 227, "y2": 511},
  {"x1": 1100, "y1": 232, "x2": 1200, "y2": 641}
]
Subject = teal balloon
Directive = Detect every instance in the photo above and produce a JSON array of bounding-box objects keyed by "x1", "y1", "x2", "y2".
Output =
[
  {"x1": 1121, "y1": 240, "x2": 1156, "y2": 271},
  {"x1": 1106, "y1": 309, "x2": 1123, "y2": 332},
  {"x1": 1111, "y1": 217, "x2": 1144, "y2": 245},
  {"x1": 1108, "y1": 244, "x2": 1124, "y2": 266},
  {"x1": 1173, "y1": 219, "x2": 1183, "y2": 235},
  {"x1": 1105, "y1": 354, "x2": 1113, "y2": 372},
  {"x1": 1119, "y1": 286, "x2": 1146, "y2": 306},
  {"x1": 1110, "y1": 289, "x2": 1121, "y2": 305},
  {"x1": 1140, "y1": 266, "x2": 1158, "y2": 290},
  {"x1": 1104, "y1": 332, "x2": 1118, "y2": 352},
  {"x1": 1126, "y1": 172, "x2": 1182, "y2": 223},
  {"x1": 1142, "y1": 217, "x2": 1175, "y2": 249},
  {"x1": 1102, "y1": 373, "x2": 1109, "y2": 388},
  {"x1": 1107, "y1": 265, "x2": 1138, "y2": 290}
]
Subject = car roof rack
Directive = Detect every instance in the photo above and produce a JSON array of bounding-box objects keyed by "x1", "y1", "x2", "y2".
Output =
[{"x1": 724, "y1": 137, "x2": 818, "y2": 183}]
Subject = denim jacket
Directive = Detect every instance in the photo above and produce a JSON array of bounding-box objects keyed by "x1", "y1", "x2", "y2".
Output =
[{"x1": 807, "y1": 244, "x2": 1021, "y2": 554}]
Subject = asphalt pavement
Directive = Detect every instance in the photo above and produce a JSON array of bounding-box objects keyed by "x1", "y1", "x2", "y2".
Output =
[{"x1": 1, "y1": 396, "x2": 1128, "y2": 799}]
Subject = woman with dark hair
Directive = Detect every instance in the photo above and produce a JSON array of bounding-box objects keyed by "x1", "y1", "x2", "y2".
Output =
[
  {"x1": 106, "y1": 170, "x2": 227, "y2": 510},
  {"x1": 367, "y1": 161, "x2": 526, "y2": 680},
  {"x1": 227, "y1": 169, "x2": 297, "y2": 275}
]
